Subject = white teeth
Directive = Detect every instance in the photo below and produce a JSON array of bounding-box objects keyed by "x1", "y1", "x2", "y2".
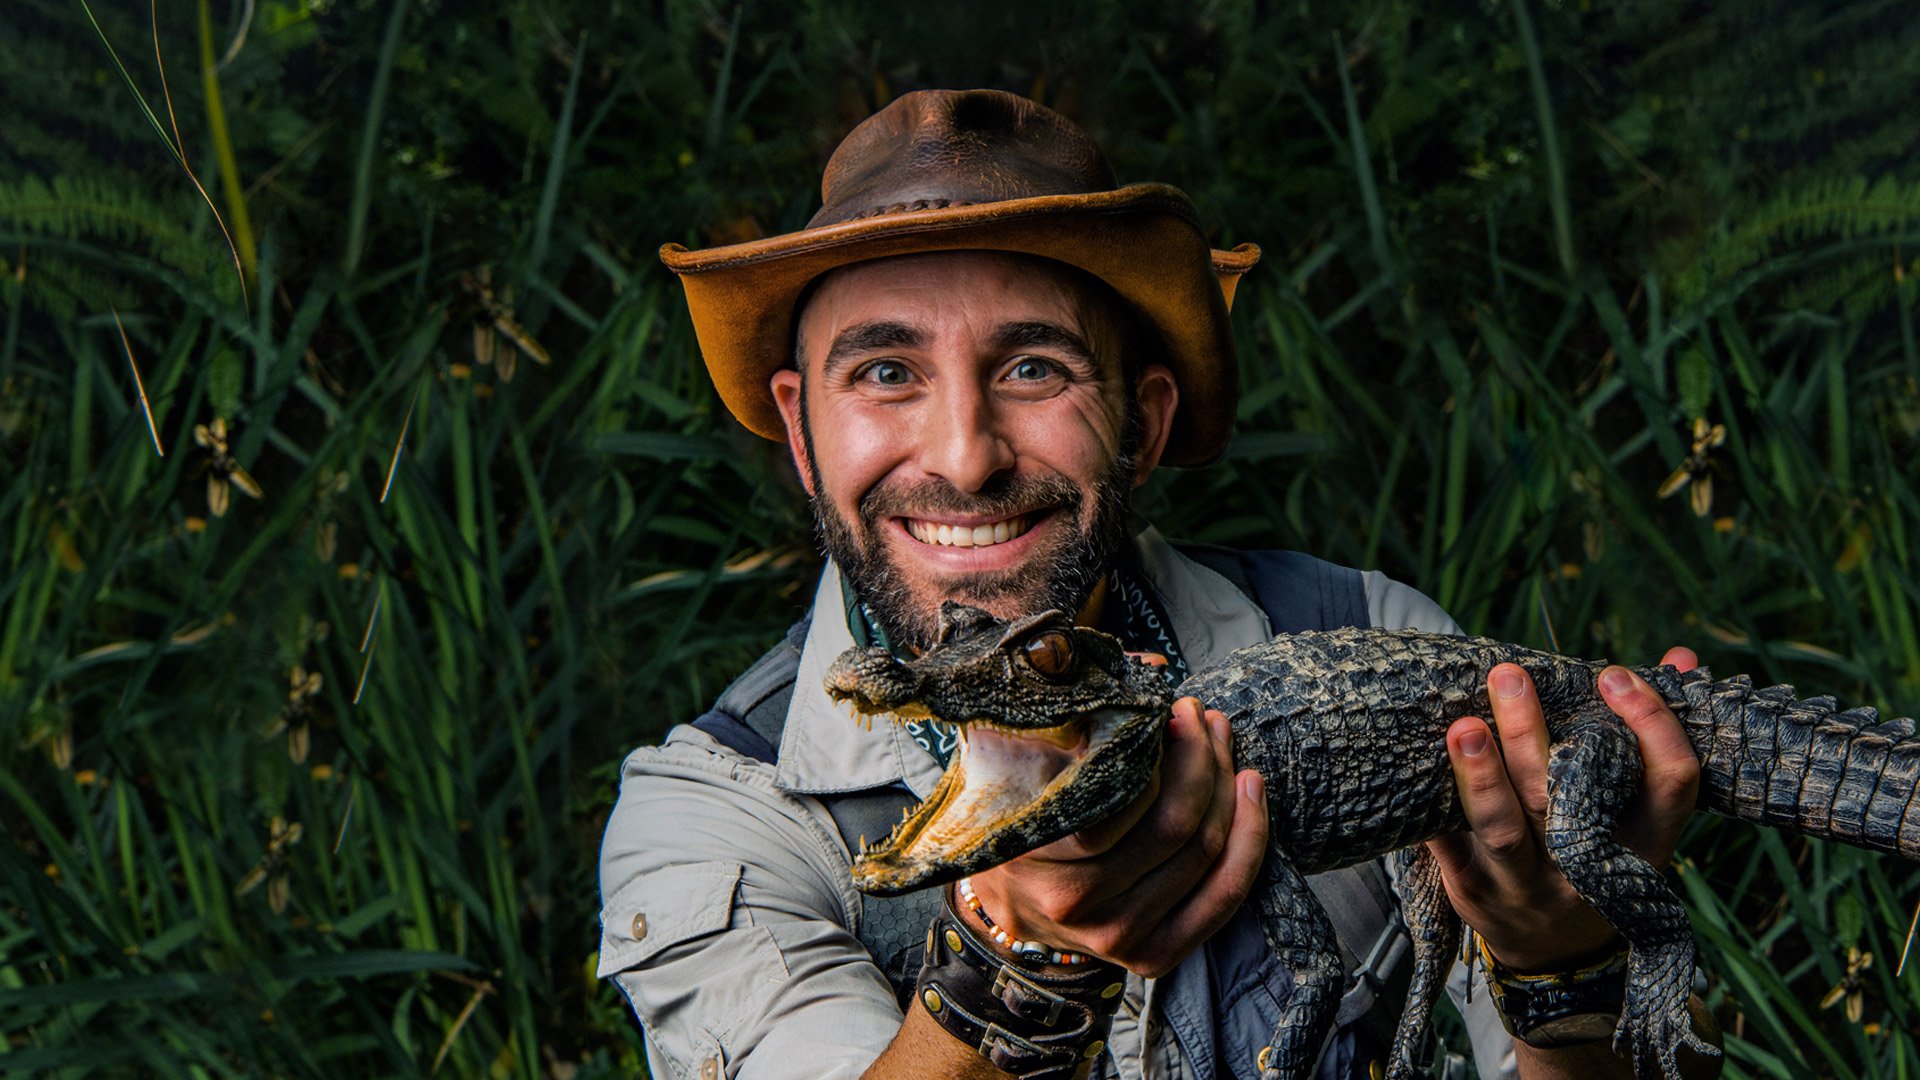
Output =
[{"x1": 909, "y1": 515, "x2": 1031, "y2": 548}]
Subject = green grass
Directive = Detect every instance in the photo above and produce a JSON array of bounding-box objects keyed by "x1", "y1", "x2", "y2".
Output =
[{"x1": 3, "y1": 0, "x2": 1919, "y2": 1075}]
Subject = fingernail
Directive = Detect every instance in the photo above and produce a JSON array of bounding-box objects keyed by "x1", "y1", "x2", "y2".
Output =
[
  {"x1": 1239, "y1": 771, "x2": 1262, "y2": 802},
  {"x1": 1460, "y1": 729, "x2": 1489, "y2": 757},
  {"x1": 1601, "y1": 667, "x2": 1635, "y2": 696},
  {"x1": 1492, "y1": 667, "x2": 1525, "y2": 700}
]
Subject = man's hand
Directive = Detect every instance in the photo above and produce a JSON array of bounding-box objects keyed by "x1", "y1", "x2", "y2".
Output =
[
  {"x1": 967, "y1": 695, "x2": 1268, "y2": 977},
  {"x1": 1428, "y1": 648, "x2": 1702, "y2": 972}
]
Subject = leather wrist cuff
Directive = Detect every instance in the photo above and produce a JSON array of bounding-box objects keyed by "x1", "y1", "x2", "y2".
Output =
[
  {"x1": 1479, "y1": 938, "x2": 1628, "y2": 1050},
  {"x1": 915, "y1": 888, "x2": 1127, "y2": 1079}
]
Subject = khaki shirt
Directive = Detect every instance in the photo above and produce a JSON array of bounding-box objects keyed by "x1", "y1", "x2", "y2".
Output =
[{"x1": 598, "y1": 528, "x2": 1518, "y2": 1080}]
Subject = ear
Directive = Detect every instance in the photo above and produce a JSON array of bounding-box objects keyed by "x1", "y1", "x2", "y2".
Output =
[
  {"x1": 1129, "y1": 363, "x2": 1179, "y2": 486},
  {"x1": 769, "y1": 367, "x2": 813, "y2": 496}
]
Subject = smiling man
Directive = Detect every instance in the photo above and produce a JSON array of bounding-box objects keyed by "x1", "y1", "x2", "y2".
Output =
[
  {"x1": 778, "y1": 252, "x2": 1154, "y2": 656},
  {"x1": 599, "y1": 90, "x2": 1718, "y2": 1080}
]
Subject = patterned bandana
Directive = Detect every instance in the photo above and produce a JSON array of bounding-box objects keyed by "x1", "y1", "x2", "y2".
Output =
[{"x1": 840, "y1": 561, "x2": 1186, "y2": 769}]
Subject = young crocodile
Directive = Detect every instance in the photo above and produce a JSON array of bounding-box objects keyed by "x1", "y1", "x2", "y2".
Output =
[{"x1": 823, "y1": 601, "x2": 1920, "y2": 1080}]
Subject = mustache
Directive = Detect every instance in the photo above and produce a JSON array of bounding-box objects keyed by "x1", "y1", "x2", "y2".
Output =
[{"x1": 859, "y1": 473, "x2": 1082, "y2": 522}]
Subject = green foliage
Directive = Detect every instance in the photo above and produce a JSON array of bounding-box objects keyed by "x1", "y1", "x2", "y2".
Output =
[{"x1": 2, "y1": 0, "x2": 1918, "y2": 1076}]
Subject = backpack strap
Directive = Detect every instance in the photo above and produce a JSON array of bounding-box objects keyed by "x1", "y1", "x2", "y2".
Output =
[
  {"x1": 1175, "y1": 543, "x2": 1368, "y2": 635},
  {"x1": 690, "y1": 617, "x2": 809, "y2": 762},
  {"x1": 1310, "y1": 860, "x2": 1415, "y2": 1053}
]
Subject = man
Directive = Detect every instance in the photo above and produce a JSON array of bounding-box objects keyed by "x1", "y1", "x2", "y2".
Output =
[{"x1": 601, "y1": 90, "x2": 1717, "y2": 1080}]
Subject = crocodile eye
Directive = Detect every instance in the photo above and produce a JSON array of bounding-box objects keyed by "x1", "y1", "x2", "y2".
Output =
[{"x1": 1022, "y1": 631, "x2": 1074, "y2": 679}]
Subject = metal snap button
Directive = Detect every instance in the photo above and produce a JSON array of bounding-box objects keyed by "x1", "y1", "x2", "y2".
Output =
[
  {"x1": 698, "y1": 1057, "x2": 718, "y2": 1080},
  {"x1": 630, "y1": 911, "x2": 648, "y2": 941}
]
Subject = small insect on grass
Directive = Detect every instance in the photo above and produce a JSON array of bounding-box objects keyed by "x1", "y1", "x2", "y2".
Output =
[
  {"x1": 234, "y1": 816, "x2": 304, "y2": 915},
  {"x1": 261, "y1": 665, "x2": 323, "y2": 764},
  {"x1": 193, "y1": 417, "x2": 263, "y2": 516},
  {"x1": 1657, "y1": 417, "x2": 1728, "y2": 518},
  {"x1": 1819, "y1": 946, "x2": 1874, "y2": 1024}
]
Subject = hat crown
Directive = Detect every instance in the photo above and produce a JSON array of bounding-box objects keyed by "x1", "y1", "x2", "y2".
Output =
[{"x1": 810, "y1": 90, "x2": 1119, "y2": 228}]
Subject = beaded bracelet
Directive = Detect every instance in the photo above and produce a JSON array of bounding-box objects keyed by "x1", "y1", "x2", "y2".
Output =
[
  {"x1": 956, "y1": 877, "x2": 1094, "y2": 967},
  {"x1": 914, "y1": 885, "x2": 1127, "y2": 1080},
  {"x1": 1477, "y1": 936, "x2": 1629, "y2": 1049}
]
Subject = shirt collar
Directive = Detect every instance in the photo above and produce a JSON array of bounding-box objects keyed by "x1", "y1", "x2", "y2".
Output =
[
  {"x1": 776, "y1": 562, "x2": 948, "y2": 798},
  {"x1": 774, "y1": 526, "x2": 1273, "y2": 797}
]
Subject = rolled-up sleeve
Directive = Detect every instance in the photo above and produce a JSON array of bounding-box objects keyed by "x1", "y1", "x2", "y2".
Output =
[{"x1": 598, "y1": 727, "x2": 904, "y2": 1080}]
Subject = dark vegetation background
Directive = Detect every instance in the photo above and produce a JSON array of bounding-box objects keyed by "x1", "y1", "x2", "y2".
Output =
[{"x1": 3, "y1": 0, "x2": 1919, "y2": 1075}]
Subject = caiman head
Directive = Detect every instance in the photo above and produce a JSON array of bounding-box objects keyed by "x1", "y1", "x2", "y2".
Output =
[{"x1": 823, "y1": 601, "x2": 1173, "y2": 896}]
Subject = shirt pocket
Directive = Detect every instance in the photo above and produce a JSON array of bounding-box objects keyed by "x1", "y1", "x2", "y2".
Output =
[
  {"x1": 598, "y1": 860, "x2": 744, "y2": 976},
  {"x1": 599, "y1": 860, "x2": 791, "y2": 1075}
]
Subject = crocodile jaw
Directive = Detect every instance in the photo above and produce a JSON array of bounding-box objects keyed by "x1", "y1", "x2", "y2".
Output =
[{"x1": 850, "y1": 706, "x2": 1162, "y2": 896}]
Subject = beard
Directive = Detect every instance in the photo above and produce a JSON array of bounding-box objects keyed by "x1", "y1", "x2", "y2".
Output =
[{"x1": 804, "y1": 420, "x2": 1139, "y2": 654}]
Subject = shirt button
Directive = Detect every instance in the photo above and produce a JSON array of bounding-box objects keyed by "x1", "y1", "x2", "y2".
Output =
[
  {"x1": 630, "y1": 912, "x2": 648, "y2": 941},
  {"x1": 698, "y1": 1057, "x2": 719, "y2": 1080}
]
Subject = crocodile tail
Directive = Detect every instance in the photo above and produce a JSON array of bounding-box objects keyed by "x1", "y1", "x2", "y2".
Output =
[{"x1": 1663, "y1": 667, "x2": 1920, "y2": 860}]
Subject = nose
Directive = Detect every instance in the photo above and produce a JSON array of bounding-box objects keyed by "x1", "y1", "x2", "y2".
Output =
[{"x1": 920, "y1": 377, "x2": 1015, "y2": 493}]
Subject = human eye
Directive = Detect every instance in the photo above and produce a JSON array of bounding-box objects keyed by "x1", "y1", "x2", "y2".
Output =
[
  {"x1": 1005, "y1": 356, "x2": 1059, "y2": 382},
  {"x1": 858, "y1": 359, "x2": 913, "y2": 387}
]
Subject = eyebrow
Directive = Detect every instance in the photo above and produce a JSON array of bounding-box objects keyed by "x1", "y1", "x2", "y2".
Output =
[
  {"x1": 822, "y1": 321, "x2": 925, "y2": 375},
  {"x1": 991, "y1": 321, "x2": 1096, "y2": 365},
  {"x1": 815, "y1": 318, "x2": 1101, "y2": 377}
]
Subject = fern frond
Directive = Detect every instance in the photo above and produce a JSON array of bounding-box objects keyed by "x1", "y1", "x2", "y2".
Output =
[
  {"x1": 0, "y1": 175, "x2": 199, "y2": 254},
  {"x1": 1714, "y1": 176, "x2": 1920, "y2": 276}
]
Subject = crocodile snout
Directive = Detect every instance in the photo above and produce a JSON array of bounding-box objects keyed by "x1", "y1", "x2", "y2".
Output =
[{"x1": 823, "y1": 646, "x2": 921, "y2": 715}]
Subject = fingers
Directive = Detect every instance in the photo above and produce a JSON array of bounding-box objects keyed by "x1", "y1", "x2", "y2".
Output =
[
  {"x1": 1486, "y1": 664, "x2": 1551, "y2": 817},
  {"x1": 1599, "y1": 665, "x2": 1701, "y2": 865},
  {"x1": 1111, "y1": 708, "x2": 1238, "y2": 908},
  {"x1": 1660, "y1": 646, "x2": 1698, "y2": 673},
  {"x1": 1038, "y1": 699, "x2": 1193, "y2": 861},
  {"x1": 1128, "y1": 700, "x2": 1229, "y2": 861},
  {"x1": 1429, "y1": 713, "x2": 1621, "y2": 971},
  {"x1": 996, "y1": 697, "x2": 1251, "y2": 966},
  {"x1": 1431, "y1": 716, "x2": 1544, "y2": 889},
  {"x1": 1134, "y1": 770, "x2": 1268, "y2": 977},
  {"x1": 1025, "y1": 696, "x2": 1219, "y2": 895},
  {"x1": 1426, "y1": 663, "x2": 1552, "y2": 896}
]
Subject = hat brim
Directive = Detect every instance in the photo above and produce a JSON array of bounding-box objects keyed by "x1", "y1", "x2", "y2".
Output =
[{"x1": 660, "y1": 183, "x2": 1259, "y2": 467}]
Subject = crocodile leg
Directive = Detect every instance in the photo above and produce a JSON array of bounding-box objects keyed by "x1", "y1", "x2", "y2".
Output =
[
  {"x1": 1252, "y1": 853, "x2": 1345, "y2": 1080},
  {"x1": 1384, "y1": 845, "x2": 1461, "y2": 1080},
  {"x1": 1542, "y1": 711, "x2": 1717, "y2": 1080}
]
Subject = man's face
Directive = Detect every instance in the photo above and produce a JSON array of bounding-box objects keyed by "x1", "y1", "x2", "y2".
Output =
[{"x1": 769, "y1": 251, "x2": 1178, "y2": 652}]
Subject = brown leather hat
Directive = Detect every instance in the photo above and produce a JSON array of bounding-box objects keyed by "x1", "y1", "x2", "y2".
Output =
[{"x1": 660, "y1": 89, "x2": 1259, "y2": 466}]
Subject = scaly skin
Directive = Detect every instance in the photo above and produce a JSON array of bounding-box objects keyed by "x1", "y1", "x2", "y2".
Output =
[{"x1": 825, "y1": 605, "x2": 1920, "y2": 1080}]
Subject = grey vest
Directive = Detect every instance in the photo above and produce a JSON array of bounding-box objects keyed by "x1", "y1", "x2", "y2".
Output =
[{"x1": 691, "y1": 548, "x2": 1422, "y2": 1079}]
